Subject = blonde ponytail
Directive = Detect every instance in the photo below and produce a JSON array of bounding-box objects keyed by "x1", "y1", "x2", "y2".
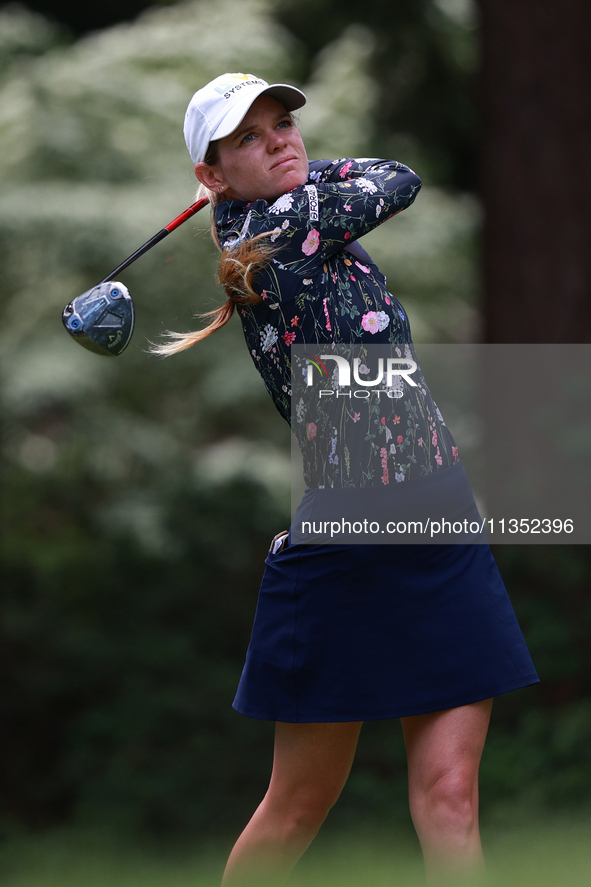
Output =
[{"x1": 150, "y1": 177, "x2": 277, "y2": 357}]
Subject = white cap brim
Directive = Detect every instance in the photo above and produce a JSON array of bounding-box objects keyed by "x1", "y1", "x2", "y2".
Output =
[{"x1": 213, "y1": 84, "x2": 306, "y2": 142}]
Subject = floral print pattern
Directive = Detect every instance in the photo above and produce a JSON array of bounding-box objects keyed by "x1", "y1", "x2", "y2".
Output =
[
  {"x1": 214, "y1": 158, "x2": 460, "y2": 488},
  {"x1": 361, "y1": 311, "x2": 390, "y2": 334},
  {"x1": 302, "y1": 229, "x2": 320, "y2": 255},
  {"x1": 268, "y1": 192, "x2": 295, "y2": 214}
]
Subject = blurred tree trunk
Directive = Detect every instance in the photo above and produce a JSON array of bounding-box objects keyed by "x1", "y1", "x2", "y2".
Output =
[{"x1": 478, "y1": 0, "x2": 591, "y2": 342}]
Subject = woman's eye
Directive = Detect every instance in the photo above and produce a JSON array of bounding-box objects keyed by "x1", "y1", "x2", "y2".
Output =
[
  {"x1": 241, "y1": 132, "x2": 256, "y2": 144},
  {"x1": 278, "y1": 119, "x2": 292, "y2": 130}
]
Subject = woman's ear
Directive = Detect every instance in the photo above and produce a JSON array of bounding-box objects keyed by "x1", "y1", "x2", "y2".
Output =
[{"x1": 194, "y1": 162, "x2": 226, "y2": 193}]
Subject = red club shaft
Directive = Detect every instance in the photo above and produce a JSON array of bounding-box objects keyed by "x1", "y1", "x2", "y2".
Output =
[{"x1": 99, "y1": 196, "x2": 210, "y2": 284}]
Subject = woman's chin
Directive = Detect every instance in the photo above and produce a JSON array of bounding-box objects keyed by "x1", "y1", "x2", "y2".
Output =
[{"x1": 268, "y1": 170, "x2": 308, "y2": 201}]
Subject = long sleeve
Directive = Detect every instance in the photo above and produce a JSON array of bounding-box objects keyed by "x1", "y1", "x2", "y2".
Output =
[
  {"x1": 302, "y1": 158, "x2": 421, "y2": 258},
  {"x1": 216, "y1": 158, "x2": 421, "y2": 275}
]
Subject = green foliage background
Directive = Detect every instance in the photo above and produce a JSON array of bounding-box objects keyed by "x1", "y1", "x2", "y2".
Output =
[{"x1": 1, "y1": 0, "x2": 590, "y2": 857}]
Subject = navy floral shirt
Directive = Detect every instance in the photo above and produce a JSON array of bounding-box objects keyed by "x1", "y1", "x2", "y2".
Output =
[{"x1": 215, "y1": 158, "x2": 459, "y2": 488}]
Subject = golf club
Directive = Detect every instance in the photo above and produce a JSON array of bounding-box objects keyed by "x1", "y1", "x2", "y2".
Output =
[{"x1": 62, "y1": 196, "x2": 209, "y2": 356}]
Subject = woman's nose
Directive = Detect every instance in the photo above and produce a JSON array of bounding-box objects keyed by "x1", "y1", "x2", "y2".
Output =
[{"x1": 267, "y1": 128, "x2": 287, "y2": 151}]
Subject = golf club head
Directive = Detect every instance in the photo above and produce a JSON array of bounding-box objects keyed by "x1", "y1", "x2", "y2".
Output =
[{"x1": 62, "y1": 281, "x2": 135, "y2": 356}]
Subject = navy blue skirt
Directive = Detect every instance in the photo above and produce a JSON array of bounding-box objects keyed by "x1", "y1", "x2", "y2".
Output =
[{"x1": 233, "y1": 465, "x2": 539, "y2": 722}]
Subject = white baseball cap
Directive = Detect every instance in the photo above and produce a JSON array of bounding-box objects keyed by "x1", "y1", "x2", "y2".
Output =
[{"x1": 183, "y1": 72, "x2": 306, "y2": 166}]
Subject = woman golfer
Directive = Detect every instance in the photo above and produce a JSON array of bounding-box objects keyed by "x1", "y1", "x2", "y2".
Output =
[{"x1": 155, "y1": 73, "x2": 539, "y2": 886}]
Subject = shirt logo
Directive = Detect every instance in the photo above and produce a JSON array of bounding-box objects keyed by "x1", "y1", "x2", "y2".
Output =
[{"x1": 304, "y1": 185, "x2": 319, "y2": 221}]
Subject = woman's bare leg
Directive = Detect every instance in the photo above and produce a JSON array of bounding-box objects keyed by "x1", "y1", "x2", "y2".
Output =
[
  {"x1": 221, "y1": 720, "x2": 362, "y2": 887},
  {"x1": 401, "y1": 698, "x2": 493, "y2": 886}
]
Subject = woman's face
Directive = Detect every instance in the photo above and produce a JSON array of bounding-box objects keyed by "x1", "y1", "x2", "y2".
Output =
[{"x1": 197, "y1": 95, "x2": 309, "y2": 203}]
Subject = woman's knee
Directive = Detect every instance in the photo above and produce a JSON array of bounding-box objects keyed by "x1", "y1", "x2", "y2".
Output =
[
  {"x1": 410, "y1": 768, "x2": 478, "y2": 834},
  {"x1": 263, "y1": 720, "x2": 362, "y2": 838},
  {"x1": 264, "y1": 783, "x2": 339, "y2": 838}
]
